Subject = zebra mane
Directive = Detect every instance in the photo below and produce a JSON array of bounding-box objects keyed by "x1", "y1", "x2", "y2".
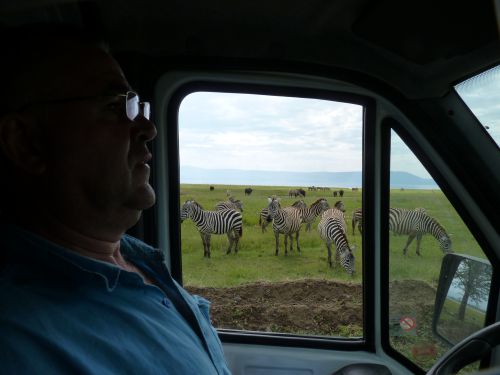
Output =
[
  {"x1": 292, "y1": 200, "x2": 306, "y2": 207},
  {"x1": 190, "y1": 200, "x2": 203, "y2": 209},
  {"x1": 424, "y1": 213, "x2": 447, "y2": 235}
]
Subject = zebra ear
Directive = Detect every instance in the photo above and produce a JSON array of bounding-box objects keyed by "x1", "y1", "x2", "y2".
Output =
[{"x1": 268, "y1": 197, "x2": 272, "y2": 203}]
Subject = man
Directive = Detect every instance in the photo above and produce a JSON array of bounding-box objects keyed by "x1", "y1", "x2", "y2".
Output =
[{"x1": 0, "y1": 25, "x2": 231, "y2": 374}]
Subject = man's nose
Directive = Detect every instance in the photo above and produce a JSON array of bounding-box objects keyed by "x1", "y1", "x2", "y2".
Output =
[{"x1": 133, "y1": 115, "x2": 157, "y2": 143}]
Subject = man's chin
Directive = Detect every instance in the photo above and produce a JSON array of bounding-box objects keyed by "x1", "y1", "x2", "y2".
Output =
[{"x1": 124, "y1": 185, "x2": 156, "y2": 211}]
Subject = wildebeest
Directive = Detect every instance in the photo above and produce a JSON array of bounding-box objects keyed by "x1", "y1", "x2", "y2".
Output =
[
  {"x1": 209, "y1": 186, "x2": 214, "y2": 191},
  {"x1": 339, "y1": 189, "x2": 344, "y2": 197},
  {"x1": 333, "y1": 191, "x2": 338, "y2": 197},
  {"x1": 297, "y1": 188, "x2": 306, "y2": 197},
  {"x1": 244, "y1": 187, "x2": 253, "y2": 195}
]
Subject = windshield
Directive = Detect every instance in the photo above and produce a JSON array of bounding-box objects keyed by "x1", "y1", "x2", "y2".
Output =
[{"x1": 455, "y1": 65, "x2": 500, "y2": 146}]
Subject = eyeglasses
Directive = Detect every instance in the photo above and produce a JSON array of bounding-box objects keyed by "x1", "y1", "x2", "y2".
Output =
[
  {"x1": 117, "y1": 91, "x2": 151, "y2": 121},
  {"x1": 17, "y1": 90, "x2": 151, "y2": 122}
]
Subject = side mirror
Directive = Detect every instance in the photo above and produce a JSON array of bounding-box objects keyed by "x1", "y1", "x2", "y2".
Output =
[{"x1": 433, "y1": 253, "x2": 492, "y2": 346}]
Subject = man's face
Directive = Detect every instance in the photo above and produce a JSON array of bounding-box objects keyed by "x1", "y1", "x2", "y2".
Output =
[{"x1": 33, "y1": 44, "x2": 157, "y2": 233}]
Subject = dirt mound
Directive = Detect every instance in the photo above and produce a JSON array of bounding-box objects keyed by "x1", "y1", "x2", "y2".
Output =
[{"x1": 186, "y1": 279, "x2": 363, "y2": 336}]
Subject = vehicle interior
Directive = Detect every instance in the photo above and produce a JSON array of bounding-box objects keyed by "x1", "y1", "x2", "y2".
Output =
[{"x1": 1, "y1": 1, "x2": 499, "y2": 374}]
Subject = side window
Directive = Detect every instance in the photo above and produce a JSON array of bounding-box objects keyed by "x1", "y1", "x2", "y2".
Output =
[
  {"x1": 178, "y1": 91, "x2": 364, "y2": 338},
  {"x1": 387, "y1": 130, "x2": 492, "y2": 372}
]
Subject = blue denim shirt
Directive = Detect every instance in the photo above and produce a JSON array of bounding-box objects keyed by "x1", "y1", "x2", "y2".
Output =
[{"x1": 0, "y1": 225, "x2": 231, "y2": 375}]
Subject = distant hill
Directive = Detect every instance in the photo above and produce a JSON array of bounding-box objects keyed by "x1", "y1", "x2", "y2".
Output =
[{"x1": 180, "y1": 166, "x2": 438, "y2": 189}]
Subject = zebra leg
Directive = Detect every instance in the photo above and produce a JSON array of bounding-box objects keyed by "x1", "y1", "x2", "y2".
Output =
[
  {"x1": 226, "y1": 232, "x2": 233, "y2": 254},
  {"x1": 296, "y1": 231, "x2": 301, "y2": 253},
  {"x1": 275, "y1": 232, "x2": 280, "y2": 256},
  {"x1": 200, "y1": 232, "x2": 208, "y2": 258},
  {"x1": 284, "y1": 234, "x2": 289, "y2": 256},
  {"x1": 326, "y1": 242, "x2": 333, "y2": 267},
  {"x1": 306, "y1": 222, "x2": 311, "y2": 232},
  {"x1": 234, "y1": 231, "x2": 240, "y2": 254},
  {"x1": 403, "y1": 232, "x2": 417, "y2": 256},
  {"x1": 416, "y1": 233, "x2": 423, "y2": 256}
]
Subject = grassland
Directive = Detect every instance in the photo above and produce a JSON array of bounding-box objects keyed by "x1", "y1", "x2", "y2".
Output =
[
  {"x1": 180, "y1": 184, "x2": 484, "y2": 288},
  {"x1": 180, "y1": 183, "x2": 488, "y2": 371}
]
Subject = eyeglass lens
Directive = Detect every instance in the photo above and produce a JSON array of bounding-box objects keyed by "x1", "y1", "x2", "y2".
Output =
[{"x1": 126, "y1": 92, "x2": 150, "y2": 121}]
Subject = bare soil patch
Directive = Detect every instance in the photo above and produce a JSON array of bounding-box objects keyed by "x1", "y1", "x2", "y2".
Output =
[
  {"x1": 186, "y1": 279, "x2": 363, "y2": 336},
  {"x1": 186, "y1": 279, "x2": 436, "y2": 336}
]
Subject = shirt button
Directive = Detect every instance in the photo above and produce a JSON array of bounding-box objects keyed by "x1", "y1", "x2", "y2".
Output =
[{"x1": 162, "y1": 298, "x2": 171, "y2": 308}]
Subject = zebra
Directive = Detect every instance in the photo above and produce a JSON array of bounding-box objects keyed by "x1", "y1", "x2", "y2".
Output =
[
  {"x1": 321, "y1": 200, "x2": 347, "y2": 233},
  {"x1": 318, "y1": 206, "x2": 355, "y2": 275},
  {"x1": 388, "y1": 207, "x2": 452, "y2": 256},
  {"x1": 292, "y1": 198, "x2": 330, "y2": 231},
  {"x1": 267, "y1": 197, "x2": 303, "y2": 256},
  {"x1": 259, "y1": 198, "x2": 282, "y2": 233},
  {"x1": 215, "y1": 197, "x2": 243, "y2": 212},
  {"x1": 259, "y1": 208, "x2": 272, "y2": 233},
  {"x1": 180, "y1": 200, "x2": 243, "y2": 258},
  {"x1": 350, "y1": 207, "x2": 425, "y2": 236},
  {"x1": 352, "y1": 208, "x2": 362, "y2": 235}
]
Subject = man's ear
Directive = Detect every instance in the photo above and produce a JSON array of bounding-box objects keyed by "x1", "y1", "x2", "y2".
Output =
[{"x1": 0, "y1": 114, "x2": 46, "y2": 175}]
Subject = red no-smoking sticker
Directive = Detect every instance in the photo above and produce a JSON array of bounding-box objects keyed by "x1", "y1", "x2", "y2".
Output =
[{"x1": 399, "y1": 316, "x2": 417, "y2": 331}]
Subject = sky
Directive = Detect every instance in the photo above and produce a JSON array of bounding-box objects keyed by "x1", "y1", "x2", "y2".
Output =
[
  {"x1": 178, "y1": 77, "x2": 499, "y2": 182},
  {"x1": 455, "y1": 64, "x2": 500, "y2": 144}
]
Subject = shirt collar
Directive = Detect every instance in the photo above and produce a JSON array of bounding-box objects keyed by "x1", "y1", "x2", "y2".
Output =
[{"x1": 0, "y1": 224, "x2": 163, "y2": 292}]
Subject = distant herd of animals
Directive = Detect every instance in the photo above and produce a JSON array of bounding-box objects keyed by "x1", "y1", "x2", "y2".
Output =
[
  {"x1": 209, "y1": 186, "x2": 358, "y2": 198},
  {"x1": 181, "y1": 189, "x2": 452, "y2": 276}
]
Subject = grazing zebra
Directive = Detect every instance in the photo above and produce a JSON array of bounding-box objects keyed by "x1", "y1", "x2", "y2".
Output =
[
  {"x1": 180, "y1": 200, "x2": 242, "y2": 258},
  {"x1": 352, "y1": 208, "x2": 362, "y2": 235},
  {"x1": 388, "y1": 208, "x2": 452, "y2": 256},
  {"x1": 350, "y1": 207, "x2": 425, "y2": 236},
  {"x1": 267, "y1": 197, "x2": 303, "y2": 256},
  {"x1": 292, "y1": 198, "x2": 330, "y2": 231},
  {"x1": 215, "y1": 197, "x2": 243, "y2": 212},
  {"x1": 321, "y1": 200, "x2": 347, "y2": 233},
  {"x1": 318, "y1": 207, "x2": 355, "y2": 275}
]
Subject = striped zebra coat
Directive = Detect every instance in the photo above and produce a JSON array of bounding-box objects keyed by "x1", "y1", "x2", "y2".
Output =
[
  {"x1": 180, "y1": 200, "x2": 243, "y2": 258},
  {"x1": 321, "y1": 201, "x2": 347, "y2": 233},
  {"x1": 388, "y1": 207, "x2": 452, "y2": 256},
  {"x1": 351, "y1": 208, "x2": 362, "y2": 235},
  {"x1": 267, "y1": 197, "x2": 303, "y2": 256},
  {"x1": 293, "y1": 198, "x2": 330, "y2": 231},
  {"x1": 318, "y1": 206, "x2": 355, "y2": 275},
  {"x1": 215, "y1": 198, "x2": 243, "y2": 212},
  {"x1": 259, "y1": 199, "x2": 282, "y2": 233}
]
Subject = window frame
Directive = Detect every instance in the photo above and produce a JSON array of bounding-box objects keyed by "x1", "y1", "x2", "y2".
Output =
[
  {"x1": 162, "y1": 80, "x2": 377, "y2": 351},
  {"x1": 380, "y1": 117, "x2": 500, "y2": 373}
]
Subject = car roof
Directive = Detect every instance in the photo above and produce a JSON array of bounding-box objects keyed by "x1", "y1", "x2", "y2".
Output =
[{"x1": 1, "y1": 0, "x2": 499, "y2": 99}]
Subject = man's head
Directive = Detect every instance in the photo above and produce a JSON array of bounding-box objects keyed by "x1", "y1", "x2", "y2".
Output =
[{"x1": 0, "y1": 24, "x2": 157, "y2": 240}]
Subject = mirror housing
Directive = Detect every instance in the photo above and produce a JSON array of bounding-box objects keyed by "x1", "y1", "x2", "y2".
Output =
[{"x1": 433, "y1": 253, "x2": 492, "y2": 346}]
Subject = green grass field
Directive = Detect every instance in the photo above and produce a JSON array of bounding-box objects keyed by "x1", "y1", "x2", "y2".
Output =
[{"x1": 180, "y1": 184, "x2": 485, "y2": 288}]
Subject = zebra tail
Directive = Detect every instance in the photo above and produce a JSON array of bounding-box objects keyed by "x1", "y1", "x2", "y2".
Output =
[{"x1": 238, "y1": 226, "x2": 243, "y2": 237}]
